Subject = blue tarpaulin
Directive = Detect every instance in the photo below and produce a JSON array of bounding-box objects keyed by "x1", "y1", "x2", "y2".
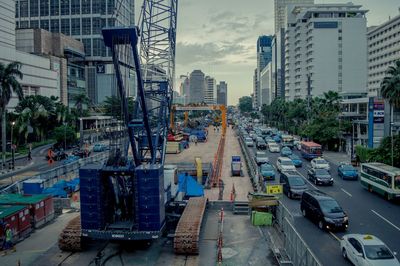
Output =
[{"x1": 178, "y1": 173, "x2": 204, "y2": 197}]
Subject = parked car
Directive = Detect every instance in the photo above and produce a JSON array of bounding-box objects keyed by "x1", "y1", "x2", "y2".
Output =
[
  {"x1": 300, "y1": 190, "x2": 348, "y2": 231},
  {"x1": 256, "y1": 139, "x2": 267, "y2": 150},
  {"x1": 289, "y1": 154, "x2": 302, "y2": 167},
  {"x1": 280, "y1": 170, "x2": 307, "y2": 199},
  {"x1": 93, "y1": 143, "x2": 108, "y2": 152},
  {"x1": 46, "y1": 149, "x2": 67, "y2": 161},
  {"x1": 281, "y1": 146, "x2": 293, "y2": 157},
  {"x1": 338, "y1": 163, "x2": 358, "y2": 180},
  {"x1": 244, "y1": 137, "x2": 254, "y2": 147},
  {"x1": 268, "y1": 143, "x2": 280, "y2": 153},
  {"x1": 259, "y1": 163, "x2": 276, "y2": 181},
  {"x1": 73, "y1": 149, "x2": 91, "y2": 158},
  {"x1": 255, "y1": 151, "x2": 269, "y2": 165},
  {"x1": 340, "y1": 234, "x2": 399, "y2": 266},
  {"x1": 308, "y1": 168, "x2": 333, "y2": 186},
  {"x1": 277, "y1": 157, "x2": 296, "y2": 172},
  {"x1": 311, "y1": 157, "x2": 330, "y2": 171}
]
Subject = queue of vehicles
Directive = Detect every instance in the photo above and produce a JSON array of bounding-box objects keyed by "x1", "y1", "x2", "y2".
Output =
[{"x1": 238, "y1": 121, "x2": 400, "y2": 265}]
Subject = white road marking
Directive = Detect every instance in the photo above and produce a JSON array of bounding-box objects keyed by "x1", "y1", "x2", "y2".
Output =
[
  {"x1": 329, "y1": 231, "x2": 341, "y2": 242},
  {"x1": 341, "y1": 188, "x2": 352, "y2": 197},
  {"x1": 371, "y1": 209, "x2": 400, "y2": 232},
  {"x1": 297, "y1": 172, "x2": 318, "y2": 190}
]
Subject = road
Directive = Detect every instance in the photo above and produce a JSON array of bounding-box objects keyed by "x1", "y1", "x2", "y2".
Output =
[{"x1": 248, "y1": 142, "x2": 400, "y2": 266}]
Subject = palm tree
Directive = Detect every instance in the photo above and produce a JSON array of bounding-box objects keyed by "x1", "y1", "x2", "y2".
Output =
[
  {"x1": 381, "y1": 60, "x2": 400, "y2": 112},
  {"x1": 0, "y1": 62, "x2": 23, "y2": 168},
  {"x1": 72, "y1": 93, "x2": 90, "y2": 117}
]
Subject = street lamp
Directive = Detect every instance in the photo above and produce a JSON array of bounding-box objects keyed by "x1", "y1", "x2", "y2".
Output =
[
  {"x1": 11, "y1": 121, "x2": 15, "y2": 170},
  {"x1": 63, "y1": 122, "x2": 67, "y2": 151}
]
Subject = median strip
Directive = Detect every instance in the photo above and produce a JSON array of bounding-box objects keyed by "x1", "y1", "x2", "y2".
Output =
[{"x1": 371, "y1": 209, "x2": 400, "y2": 232}]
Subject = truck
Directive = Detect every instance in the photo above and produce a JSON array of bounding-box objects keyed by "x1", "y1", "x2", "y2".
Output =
[{"x1": 231, "y1": 156, "x2": 242, "y2": 176}]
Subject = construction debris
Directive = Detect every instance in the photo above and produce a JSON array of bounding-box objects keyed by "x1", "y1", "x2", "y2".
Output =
[{"x1": 58, "y1": 215, "x2": 83, "y2": 252}]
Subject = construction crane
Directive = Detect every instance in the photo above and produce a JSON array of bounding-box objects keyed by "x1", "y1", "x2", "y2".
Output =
[{"x1": 59, "y1": 0, "x2": 179, "y2": 250}]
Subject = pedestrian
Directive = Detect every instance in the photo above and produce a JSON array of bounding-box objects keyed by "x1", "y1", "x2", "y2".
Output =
[
  {"x1": 195, "y1": 137, "x2": 198, "y2": 146},
  {"x1": 3, "y1": 224, "x2": 15, "y2": 253},
  {"x1": 27, "y1": 144, "x2": 32, "y2": 161}
]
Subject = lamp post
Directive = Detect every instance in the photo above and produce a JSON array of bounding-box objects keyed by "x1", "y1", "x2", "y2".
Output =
[
  {"x1": 63, "y1": 122, "x2": 67, "y2": 151},
  {"x1": 11, "y1": 121, "x2": 15, "y2": 170}
]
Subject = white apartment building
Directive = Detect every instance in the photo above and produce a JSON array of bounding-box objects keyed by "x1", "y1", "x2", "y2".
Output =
[
  {"x1": 204, "y1": 76, "x2": 216, "y2": 105},
  {"x1": 260, "y1": 62, "x2": 274, "y2": 106},
  {"x1": 284, "y1": 3, "x2": 368, "y2": 101},
  {"x1": 0, "y1": 0, "x2": 59, "y2": 109},
  {"x1": 274, "y1": 0, "x2": 314, "y2": 34},
  {"x1": 367, "y1": 13, "x2": 400, "y2": 96}
]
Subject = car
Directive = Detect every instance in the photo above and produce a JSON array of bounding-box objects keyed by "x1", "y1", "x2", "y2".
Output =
[
  {"x1": 255, "y1": 151, "x2": 269, "y2": 165},
  {"x1": 280, "y1": 170, "x2": 307, "y2": 199},
  {"x1": 273, "y1": 135, "x2": 281, "y2": 143},
  {"x1": 259, "y1": 163, "x2": 276, "y2": 181},
  {"x1": 244, "y1": 137, "x2": 254, "y2": 147},
  {"x1": 256, "y1": 139, "x2": 267, "y2": 150},
  {"x1": 300, "y1": 190, "x2": 348, "y2": 231},
  {"x1": 289, "y1": 154, "x2": 302, "y2": 167},
  {"x1": 63, "y1": 155, "x2": 80, "y2": 164},
  {"x1": 311, "y1": 157, "x2": 330, "y2": 171},
  {"x1": 308, "y1": 168, "x2": 333, "y2": 186},
  {"x1": 268, "y1": 143, "x2": 281, "y2": 153},
  {"x1": 72, "y1": 149, "x2": 91, "y2": 158},
  {"x1": 340, "y1": 234, "x2": 399, "y2": 266},
  {"x1": 338, "y1": 163, "x2": 358, "y2": 180},
  {"x1": 281, "y1": 146, "x2": 293, "y2": 157},
  {"x1": 264, "y1": 137, "x2": 274, "y2": 143},
  {"x1": 45, "y1": 149, "x2": 67, "y2": 161},
  {"x1": 93, "y1": 143, "x2": 108, "y2": 152},
  {"x1": 277, "y1": 157, "x2": 296, "y2": 172}
]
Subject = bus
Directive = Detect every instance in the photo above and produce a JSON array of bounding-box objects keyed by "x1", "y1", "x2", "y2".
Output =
[
  {"x1": 300, "y1": 141, "x2": 322, "y2": 159},
  {"x1": 281, "y1": 134, "x2": 294, "y2": 148},
  {"x1": 360, "y1": 163, "x2": 400, "y2": 201}
]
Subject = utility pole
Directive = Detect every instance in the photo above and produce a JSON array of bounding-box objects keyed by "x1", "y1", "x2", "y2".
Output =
[
  {"x1": 2, "y1": 111, "x2": 6, "y2": 170},
  {"x1": 307, "y1": 74, "x2": 311, "y2": 141}
]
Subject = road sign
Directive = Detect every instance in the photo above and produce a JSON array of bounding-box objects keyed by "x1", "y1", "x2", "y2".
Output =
[{"x1": 265, "y1": 184, "x2": 283, "y2": 195}]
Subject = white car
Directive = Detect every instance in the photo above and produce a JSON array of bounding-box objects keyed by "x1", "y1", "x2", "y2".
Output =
[
  {"x1": 255, "y1": 151, "x2": 269, "y2": 165},
  {"x1": 244, "y1": 137, "x2": 254, "y2": 147},
  {"x1": 311, "y1": 158, "x2": 330, "y2": 171},
  {"x1": 277, "y1": 157, "x2": 296, "y2": 172},
  {"x1": 341, "y1": 234, "x2": 399, "y2": 266},
  {"x1": 268, "y1": 143, "x2": 280, "y2": 153}
]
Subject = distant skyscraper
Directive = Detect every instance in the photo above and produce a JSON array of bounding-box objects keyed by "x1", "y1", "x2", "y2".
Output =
[
  {"x1": 274, "y1": 0, "x2": 314, "y2": 34},
  {"x1": 178, "y1": 74, "x2": 190, "y2": 105},
  {"x1": 189, "y1": 70, "x2": 205, "y2": 104},
  {"x1": 204, "y1": 76, "x2": 216, "y2": 105},
  {"x1": 15, "y1": 0, "x2": 135, "y2": 104},
  {"x1": 217, "y1": 81, "x2": 227, "y2": 106},
  {"x1": 254, "y1": 35, "x2": 273, "y2": 109}
]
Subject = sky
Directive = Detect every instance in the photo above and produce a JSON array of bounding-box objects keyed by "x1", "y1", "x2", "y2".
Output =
[{"x1": 173, "y1": 0, "x2": 400, "y2": 105}]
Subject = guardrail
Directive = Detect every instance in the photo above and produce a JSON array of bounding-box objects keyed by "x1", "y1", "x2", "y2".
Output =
[{"x1": 0, "y1": 152, "x2": 108, "y2": 194}]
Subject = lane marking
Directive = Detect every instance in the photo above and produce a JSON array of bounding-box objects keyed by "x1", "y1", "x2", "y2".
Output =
[
  {"x1": 297, "y1": 172, "x2": 318, "y2": 190},
  {"x1": 341, "y1": 188, "x2": 352, "y2": 197},
  {"x1": 371, "y1": 210, "x2": 400, "y2": 232},
  {"x1": 329, "y1": 231, "x2": 341, "y2": 242}
]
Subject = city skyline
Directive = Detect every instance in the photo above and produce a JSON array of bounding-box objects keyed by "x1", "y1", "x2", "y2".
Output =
[{"x1": 176, "y1": 0, "x2": 400, "y2": 105}]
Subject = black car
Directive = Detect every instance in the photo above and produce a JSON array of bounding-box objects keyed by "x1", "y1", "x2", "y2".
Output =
[
  {"x1": 256, "y1": 139, "x2": 267, "y2": 150},
  {"x1": 308, "y1": 168, "x2": 333, "y2": 186},
  {"x1": 300, "y1": 190, "x2": 348, "y2": 231},
  {"x1": 72, "y1": 149, "x2": 91, "y2": 158},
  {"x1": 280, "y1": 170, "x2": 307, "y2": 199},
  {"x1": 45, "y1": 149, "x2": 67, "y2": 161}
]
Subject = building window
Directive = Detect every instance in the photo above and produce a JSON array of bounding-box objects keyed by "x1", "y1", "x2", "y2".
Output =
[
  {"x1": 30, "y1": 0, "x2": 39, "y2": 17},
  {"x1": 71, "y1": 18, "x2": 80, "y2": 35},
  {"x1": 40, "y1": 0, "x2": 49, "y2": 16},
  {"x1": 92, "y1": 38, "x2": 103, "y2": 56},
  {"x1": 107, "y1": 0, "x2": 115, "y2": 15},
  {"x1": 61, "y1": 19, "x2": 70, "y2": 35},
  {"x1": 20, "y1": 21, "x2": 29, "y2": 28},
  {"x1": 82, "y1": 18, "x2": 91, "y2": 35},
  {"x1": 30, "y1": 20, "x2": 39, "y2": 28},
  {"x1": 20, "y1": 0, "x2": 29, "y2": 17},
  {"x1": 50, "y1": 19, "x2": 59, "y2": 32},
  {"x1": 71, "y1": 0, "x2": 80, "y2": 14},
  {"x1": 108, "y1": 18, "x2": 115, "y2": 27},
  {"x1": 82, "y1": 38, "x2": 92, "y2": 56},
  {"x1": 40, "y1": 20, "x2": 49, "y2": 31},
  {"x1": 16, "y1": 1, "x2": 19, "y2": 18},
  {"x1": 82, "y1": 0, "x2": 91, "y2": 14},
  {"x1": 92, "y1": 17, "x2": 102, "y2": 34},
  {"x1": 50, "y1": 0, "x2": 59, "y2": 15},
  {"x1": 61, "y1": 0, "x2": 70, "y2": 15},
  {"x1": 359, "y1": 103, "x2": 367, "y2": 115},
  {"x1": 92, "y1": 0, "x2": 101, "y2": 13}
]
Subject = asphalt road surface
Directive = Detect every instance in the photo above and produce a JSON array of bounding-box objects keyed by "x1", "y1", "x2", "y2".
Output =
[{"x1": 248, "y1": 142, "x2": 400, "y2": 266}]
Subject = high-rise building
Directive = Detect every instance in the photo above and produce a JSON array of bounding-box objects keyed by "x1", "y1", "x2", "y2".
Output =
[
  {"x1": 189, "y1": 70, "x2": 205, "y2": 104},
  {"x1": 253, "y1": 68, "x2": 259, "y2": 109},
  {"x1": 260, "y1": 63, "x2": 273, "y2": 106},
  {"x1": 284, "y1": 3, "x2": 368, "y2": 100},
  {"x1": 0, "y1": 0, "x2": 59, "y2": 110},
  {"x1": 254, "y1": 35, "x2": 273, "y2": 109},
  {"x1": 204, "y1": 76, "x2": 216, "y2": 105},
  {"x1": 217, "y1": 81, "x2": 227, "y2": 106},
  {"x1": 367, "y1": 14, "x2": 400, "y2": 96},
  {"x1": 15, "y1": 0, "x2": 135, "y2": 104},
  {"x1": 274, "y1": 0, "x2": 314, "y2": 34},
  {"x1": 178, "y1": 74, "x2": 190, "y2": 105}
]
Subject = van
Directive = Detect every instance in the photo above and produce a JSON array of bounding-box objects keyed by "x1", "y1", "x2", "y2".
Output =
[
  {"x1": 280, "y1": 171, "x2": 307, "y2": 199},
  {"x1": 300, "y1": 190, "x2": 348, "y2": 231}
]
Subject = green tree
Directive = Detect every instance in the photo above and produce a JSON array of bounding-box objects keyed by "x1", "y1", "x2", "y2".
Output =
[
  {"x1": 52, "y1": 125, "x2": 77, "y2": 147},
  {"x1": 381, "y1": 60, "x2": 400, "y2": 135},
  {"x1": 0, "y1": 62, "x2": 23, "y2": 167},
  {"x1": 103, "y1": 96, "x2": 136, "y2": 120},
  {"x1": 72, "y1": 93, "x2": 90, "y2": 117},
  {"x1": 238, "y1": 96, "x2": 253, "y2": 113}
]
